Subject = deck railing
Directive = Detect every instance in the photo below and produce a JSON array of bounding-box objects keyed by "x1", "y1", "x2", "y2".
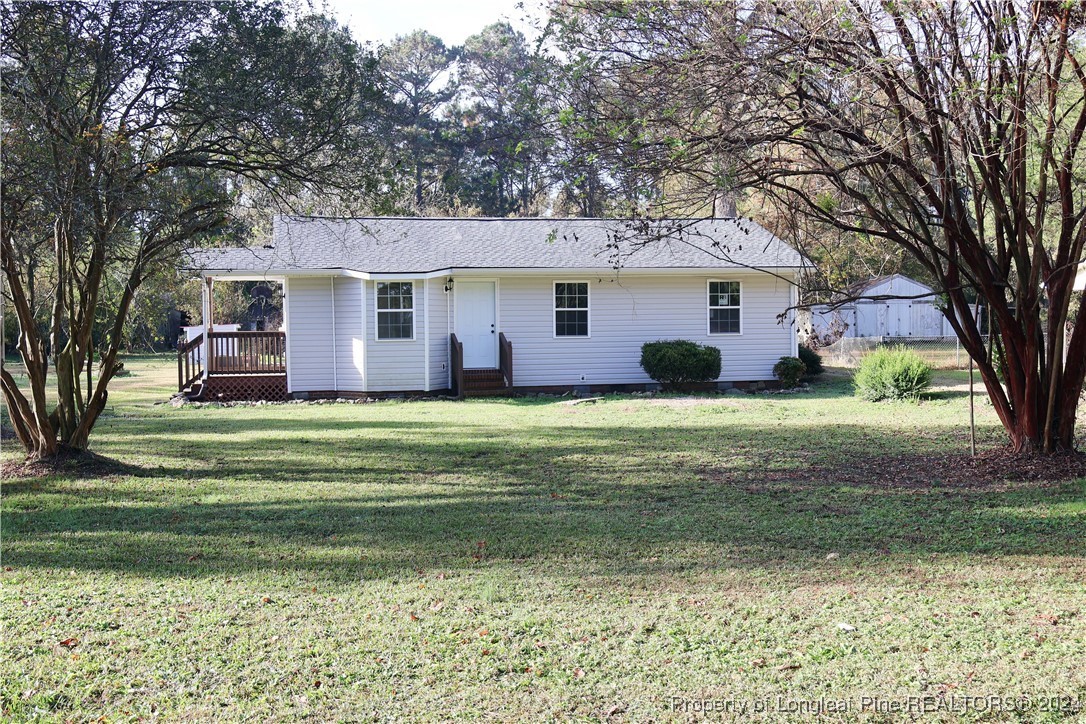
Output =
[
  {"x1": 450, "y1": 333, "x2": 464, "y2": 399},
  {"x1": 498, "y1": 332, "x2": 513, "y2": 388},
  {"x1": 177, "y1": 333, "x2": 204, "y2": 391},
  {"x1": 207, "y1": 330, "x2": 286, "y2": 374}
]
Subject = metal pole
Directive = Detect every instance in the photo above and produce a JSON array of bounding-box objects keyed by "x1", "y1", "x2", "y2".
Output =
[
  {"x1": 969, "y1": 355, "x2": 976, "y2": 457},
  {"x1": 968, "y1": 301, "x2": 979, "y2": 457}
]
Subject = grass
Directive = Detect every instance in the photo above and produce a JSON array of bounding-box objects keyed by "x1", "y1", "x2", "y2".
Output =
[{"x1": 2, "y1": 357, "x2": 1085, "y2": 721}]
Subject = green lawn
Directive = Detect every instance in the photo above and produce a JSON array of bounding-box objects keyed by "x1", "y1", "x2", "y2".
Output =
[{"x1": 2, "y1": 358, "x2": 1085, "y2": 721}]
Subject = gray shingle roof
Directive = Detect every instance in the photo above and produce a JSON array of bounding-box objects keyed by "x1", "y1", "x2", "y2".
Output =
[{"x1": 186, "y1": 216, "x2": 807, "y2": 274}]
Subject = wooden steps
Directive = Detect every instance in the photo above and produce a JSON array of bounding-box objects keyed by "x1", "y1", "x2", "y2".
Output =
[{"x1": 462, "y1": 368, "x2": 509, "y2": 397}]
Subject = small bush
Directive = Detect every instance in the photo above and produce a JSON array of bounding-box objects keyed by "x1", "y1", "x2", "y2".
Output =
[
  {"x1": 773, "y1": 356, "x2": 806, "y2": 388},
  {"x1": 853, "y1": 346, "x2": 934, "y2": 402},
  {"x1": 798, "y1": 344, "x2": 824, "y2": 377},
  {"x1": 640, "y1": 340, "x2": 721, "y2": 390}
]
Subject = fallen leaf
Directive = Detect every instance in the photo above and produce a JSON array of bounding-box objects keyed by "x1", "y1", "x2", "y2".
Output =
[
  {"x1": 59, "y1": 638, "x2": 78, "y2": 649},
  {"x1": 409, "y1": 613, "x2": 419, "y2": 621},
  {"x1": 751, "y1": 658, "x2": 767, "y2": 668},
  {"x1": 429, "y1": 600, "x2": 445, "y2": 612},
  {"x1": 778, "y1": 663, "x2": 801, "y2": 672},
  {"x1": 573, "y1": 667, "x2": 586, "y2": 679}
]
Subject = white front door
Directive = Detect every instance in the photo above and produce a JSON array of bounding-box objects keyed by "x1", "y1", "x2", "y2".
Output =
[{"x1": 456, "y1": 281, "x2": 497, "y2": 368}]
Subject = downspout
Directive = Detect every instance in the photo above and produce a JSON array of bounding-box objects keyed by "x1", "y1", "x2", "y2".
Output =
[
  {"x1": 330, "y1": 277, "x2": 338, "y2": 394},
  {"x1": 791, "y1": 274, "x2": 799, "y2": 356},
  {"x1": 446, "y1": 277, "x2": 453, "y2": 389}
]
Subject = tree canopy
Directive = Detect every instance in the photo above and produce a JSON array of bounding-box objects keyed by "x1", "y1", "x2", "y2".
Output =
[{"x1": 1, "y1": 0, "x2": 385, "y2": 458}]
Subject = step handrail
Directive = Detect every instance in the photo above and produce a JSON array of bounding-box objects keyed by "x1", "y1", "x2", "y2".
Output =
[
  {"x1": 450, "y1": 333, "x2": 464, "y2": 399},
  {"x1": 498, "y1": 332, "x2": 512, "y2": 388}
]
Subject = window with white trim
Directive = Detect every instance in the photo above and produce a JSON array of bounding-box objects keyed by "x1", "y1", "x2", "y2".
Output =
[
  {"x1": 554, "y1": 281, "x2": 589, "y2": 337},
  {"x1": 708, "y1": 281, "x2": 741, "y2": 334},
  {"x1": 376, "y1": 281, "x2": 414, "y2": 340}
]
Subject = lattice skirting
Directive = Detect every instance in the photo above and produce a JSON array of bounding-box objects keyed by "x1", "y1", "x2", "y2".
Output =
[{"x1": 201, "y1": 375, "x2": 288, "y2": 402}]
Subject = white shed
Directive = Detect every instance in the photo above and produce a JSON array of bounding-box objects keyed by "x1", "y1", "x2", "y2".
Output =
[{"x1": 805, "y1": 274, "x2": 953, "y2": 339}]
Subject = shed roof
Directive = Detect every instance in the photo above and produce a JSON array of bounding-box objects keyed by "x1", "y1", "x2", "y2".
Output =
[
  {"x1": 836, "y1": 273, "x2": 935, "y2": 301},
  {"x1": 186, "y1": 216, "x2": 807, "y2": 275}
]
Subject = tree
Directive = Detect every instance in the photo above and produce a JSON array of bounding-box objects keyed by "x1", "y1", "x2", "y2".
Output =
[
  {"x1": 1, "y1": 0, "x2": 384, "y2": 459},
  {"x1": 448, "y1": 23, "x2": 553, "y2": 216},
  {"x1": 381, "y1": 30, "x2": 459, "y2": 211},
  {"x1": 551, "y1": 0, "x2": 1086, "y2": 453}
]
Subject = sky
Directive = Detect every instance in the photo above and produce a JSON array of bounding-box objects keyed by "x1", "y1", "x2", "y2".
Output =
[{"x1": 320, "y1": 0, "x2": 542, "y2": 48}]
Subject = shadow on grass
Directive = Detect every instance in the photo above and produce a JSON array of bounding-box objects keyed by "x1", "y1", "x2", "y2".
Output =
[{"x1": 4, "y1": 406, "x2": 1084, "y2": 580}]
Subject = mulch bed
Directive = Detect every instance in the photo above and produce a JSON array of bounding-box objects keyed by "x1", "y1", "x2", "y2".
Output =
[{"x1": 1, "y1": 449, "x2": 136, "y2": 481}]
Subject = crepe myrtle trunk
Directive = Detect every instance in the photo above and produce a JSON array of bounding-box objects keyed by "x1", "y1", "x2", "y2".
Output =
[
  {"x1": 938, "y1": 242, "x2": 1084, "y2": 455},
  {"x1": 0, "y1": 234, "x2": 136, "y2": 460}
]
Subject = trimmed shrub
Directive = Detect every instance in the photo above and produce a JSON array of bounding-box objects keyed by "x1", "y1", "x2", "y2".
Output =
[
  {"x1": 773, "y1": 356, "x2": 806, "y2": 388},
  {"x1": 853, "y1": 346, "x2": 934, "y2": 402},
  {"x1": 640, "y1": 340, "x2": 722, "y2": 390},
  {"x1": 798, "y1": 344, "x2": 824, "y2": 377}
]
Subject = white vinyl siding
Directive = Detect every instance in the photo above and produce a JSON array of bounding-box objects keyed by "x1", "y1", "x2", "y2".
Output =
[
  {"x1": 286, "y1": 271, "x2": 794, "y2": 394},
  {"x1": 284, "y1": 277, "x2": 335, "y2": 392},
  {"x1": 427, "y1": 277, "x2": 451, "y2": 391},
  {"x1": 495, "y1": 272, "x2": 794, "y2": 385},
  {"x1": 334, "y1": 277, "x2": 365, "y2": 391},
  {"x1": 365, "y1": 279, "x2": 427, "y2": 391}
]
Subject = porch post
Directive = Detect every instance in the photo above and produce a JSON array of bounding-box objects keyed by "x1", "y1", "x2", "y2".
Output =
[{"x1": 201, "y1": 277, "x2": 214, "y2": 379}]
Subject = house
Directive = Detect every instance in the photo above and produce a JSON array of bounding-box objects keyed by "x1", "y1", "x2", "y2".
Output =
[
  {"x1": 180, "y1": 216, "x2": 807, "y2": 400},
  {"x1": 802, "y1": 273, "x2": 954, "y2": 340}
]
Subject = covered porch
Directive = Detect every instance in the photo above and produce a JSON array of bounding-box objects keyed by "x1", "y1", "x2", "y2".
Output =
[{"x1": 177, "y1": 275, "x2": 288, "y2": 401}]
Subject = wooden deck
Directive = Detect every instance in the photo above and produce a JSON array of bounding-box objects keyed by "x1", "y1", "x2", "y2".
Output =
[
  {"x1": 179, "y1": 330, "x2": 515, "y2": 401},
  {"x1": 178, "y1": 330, "x2": 287, "y2": 401}
]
